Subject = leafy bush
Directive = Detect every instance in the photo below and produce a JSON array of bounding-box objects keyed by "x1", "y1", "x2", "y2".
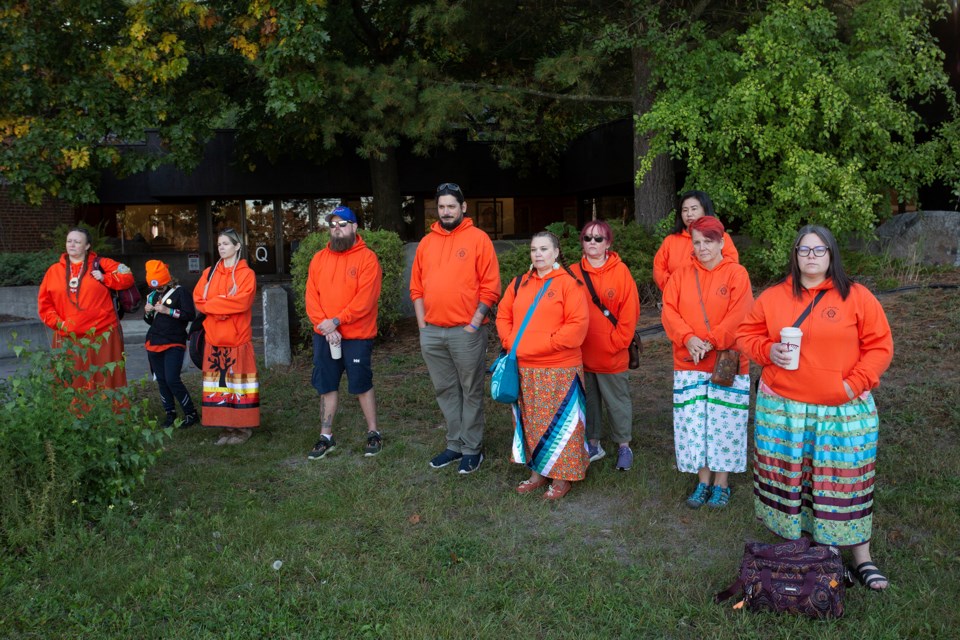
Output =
[
  {"x1": 0, "y1": 333, "x2": 171, "y2": 550},
  {"x1": 290, "y1": 229, "x2": 405, "y2": 340},
  {"x1": 0, "y1": 250, "x2": 58, "y2": 286}
]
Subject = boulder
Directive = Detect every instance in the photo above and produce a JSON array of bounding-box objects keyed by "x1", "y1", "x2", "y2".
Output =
[{"x1": 874, "y1": 211, "x2": 960, "y2": 267}]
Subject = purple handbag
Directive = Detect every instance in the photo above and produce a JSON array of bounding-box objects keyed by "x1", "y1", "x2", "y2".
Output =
[{"x1": 715, "y1": 538, "x2": 847, "y2": 619}]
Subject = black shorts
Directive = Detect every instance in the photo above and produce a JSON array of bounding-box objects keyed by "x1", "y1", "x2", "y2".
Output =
[{"x1": 311, "y1": 333, "x2": 374, "y2": 395}]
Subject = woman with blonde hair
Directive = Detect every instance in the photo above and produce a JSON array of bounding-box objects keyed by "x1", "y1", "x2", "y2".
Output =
[{"x1": 193, "y1": 228, "x2": 259, "y2": 445}]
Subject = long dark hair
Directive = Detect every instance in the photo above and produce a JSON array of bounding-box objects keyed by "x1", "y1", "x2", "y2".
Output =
[
  {"x1": 789, "y1": 224, "x2": 851, "y2": 300},
  {"x1": 672, "y1": 190, "x2": 716, "y2": 235},
  {"x1": 521, "y1": 230, "x2": 582, "y2": 288},
  {"x1": 65, "y1": 226, "x2": 93, "y2": 310}
]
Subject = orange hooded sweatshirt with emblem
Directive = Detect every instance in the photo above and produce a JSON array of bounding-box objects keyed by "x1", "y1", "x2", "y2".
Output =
[
  {"x1": 569, "y1": 252, "x2": 640, "y2": 373},
  {"x1": 305, "y1": 235, "x2": 382, "y2": 340},
  {"x1": 736, "y1": 277, "x2": 893, "y2": 406},
  {"x1": 661, "y1": 256, "x2": 753, "y2": 374},
  {"x1": 653, "y1": 229, "x2": 739, "y2": 291},
  {"x1": 409, "y1": 217, "x2": 501, "y2": 327},
  {"x1": 496, "y1": 268, "x2": 589, "y2": 369},
  {"x1": 193, "y1": 258, "x2": 256, "y2": 347},
  {"x1": 38, "y1": 252, "x2": 134, "y2": 337}
]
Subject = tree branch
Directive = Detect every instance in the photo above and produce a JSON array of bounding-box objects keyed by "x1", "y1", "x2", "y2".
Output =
[{"x1": 454, "y1": 81, "x2": 631, "y2": 104}]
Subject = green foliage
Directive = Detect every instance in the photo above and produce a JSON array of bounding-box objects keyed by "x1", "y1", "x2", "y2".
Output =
[
  {"x1": 290, "y1": 229, "x2": 405, "y2": 340},
  {"x1": 0, "y1": 333, "x2": 171, "y2": 550},
  {"x1": 0, "y1": 251, "x2": 56, "y2": 286},
  {"x1": 47, "y1": 221, "x2": 114, "y2": 256},
  {"x1": 638, "y1": 0, "x2": 960, "y2": 273}
]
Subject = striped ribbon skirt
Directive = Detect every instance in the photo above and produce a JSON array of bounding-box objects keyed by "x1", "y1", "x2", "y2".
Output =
[
  {"x1": 753, "y1": 388, "x2": 879, "y2": 547},
  {"x1": 201, "y1": 341, "x2": 260, "y2": 429},
  {"x1": 512, "y1": 366, "x2": 589, "y2": 481},
  {"x1": 672, "y1": 370, "x2": 750, "y2": 474}
]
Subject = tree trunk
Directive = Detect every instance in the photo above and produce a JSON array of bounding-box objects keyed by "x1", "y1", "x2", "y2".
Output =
[
  {"x1": 368, "y1": 149, "x2": 402, "y2": 233},
  {"x1": 632, "y1": 45, "x2": 675, "y2": 229}
]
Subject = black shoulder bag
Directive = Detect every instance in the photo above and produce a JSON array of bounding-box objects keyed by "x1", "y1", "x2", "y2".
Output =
[{"x1": 580, "y1": 269, "x2": 642, "y2": 369}]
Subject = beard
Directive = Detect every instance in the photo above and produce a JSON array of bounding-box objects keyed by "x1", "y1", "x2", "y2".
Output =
[
  {"x1": 439, "y1": 213, "x2": 464, "y2": 231},
  {"x1": 330, "y1": 231, "x2": 357, "y2": 253}
]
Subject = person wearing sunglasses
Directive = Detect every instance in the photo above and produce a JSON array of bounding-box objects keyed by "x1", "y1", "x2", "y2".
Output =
[
  {"x1": 193, "y1": 227, "x2": 259, "y2": 445},
  {"x1": 737, "y1": 224, "x2": 893, "y2": 591},
  {"x1": 661, "y1": 215, "x2": 754, "y2": 509},
  {"x1": 569, "y1": 220, "x2": 640, "y2": 471},
  {"x1": 305, "y1": 206, "x2": 384, "y2": 461},
  {"x1": 411, "y1": 182, "x2": 501, "y2": 475},
  {"x1": 653, "y1": 190, "x2": 739, "y2": 291}
]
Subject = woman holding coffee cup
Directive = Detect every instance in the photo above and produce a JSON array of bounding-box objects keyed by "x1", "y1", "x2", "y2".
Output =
[
  {"x1": 661, "y1": 216, "x2": 754, "y2": 509},
  {"x1": 737, "y1": 224, "x2": 894, "y2": 591}
]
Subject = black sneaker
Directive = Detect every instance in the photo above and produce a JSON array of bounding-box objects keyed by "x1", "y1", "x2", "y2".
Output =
[
  {"x1": 364, "y1": 430, "x2": 383, "y2": 456},
  {"x1": 458, "y1": 453, "x2": 484, "y2": 475},
  {"x1": 161, "y1": 413, "x2": 177, "y2": 428},
  {"x1": 308, "y1": 435, "x2": 336, "y2": 460},
  {"x1": 429, "y1": 449, "x2": 463, "y2": 469},
  {"x1": 180, "y1": 412, "x2": 199, "y2": 429}
]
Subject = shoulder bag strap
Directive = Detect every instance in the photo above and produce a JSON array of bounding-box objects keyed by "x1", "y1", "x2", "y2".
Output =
[
  {"x1": 159, "y1": 286, "x2": 178, "y2": 306},
  {"x1": 509, "y1": 279, "x2": 553, "y2": 356},
  {"x1": 581, "y1": 269, "x2": 618, "y2": 327},
  {"x1": 693, "y1": 270, "x2": 712, "y2": 332},
  {"x1": 792, "y1": 290, "x2": 827, "y2": 327}
]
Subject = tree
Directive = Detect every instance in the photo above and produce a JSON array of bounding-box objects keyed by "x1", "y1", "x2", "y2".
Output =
[{"x1": 637, "y1": 0, "x2": 960, "y2": 270}]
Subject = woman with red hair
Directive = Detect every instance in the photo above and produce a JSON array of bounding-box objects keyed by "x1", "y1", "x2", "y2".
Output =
[{"x1": 661, "y1": 216, "x2": 754, "y2": 509}]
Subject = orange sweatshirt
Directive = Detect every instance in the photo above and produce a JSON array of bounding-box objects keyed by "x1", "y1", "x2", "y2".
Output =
[
  {"x1": 192, "y1": 258, "x2": 256, "y2": 347},
  {"x1": 653, "y1": 230, "x2": 739, "y2": 290},
  {"x1": 409, "y1": 217, "x2": 501, "y2": 327},
  {"x1": 38, "y1": 252, "x2": 135, "y2": 338},
  {"x1": 736, "y1": 277, "x2": 893, "y2": 406},
  {"x1": 305, "y1": 235, "x2": 382, "y2": 340},
  {"x1": 569, "y1": 252, "x2": 640, "y2": 373},
  {"x1": 661, "y1": 257, "x2": 753, "y2": 374},
  {"x1": 495, "y1": 268, "x2": 589, "y2": 368}
]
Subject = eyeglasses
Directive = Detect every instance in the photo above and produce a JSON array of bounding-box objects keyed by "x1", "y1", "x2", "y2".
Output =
[
  {"x1": 583, "y1": 235, "x2": 607, "y2": 243},
  {"x1": 330, "y1": 220, "x2": 352, "y2": 228},
  {"x1": 436, "y1": 182, "x2": 463, "y2": 195},
  {"x1": 796, "y1": 245, "x2": 829, "y2": 258}
]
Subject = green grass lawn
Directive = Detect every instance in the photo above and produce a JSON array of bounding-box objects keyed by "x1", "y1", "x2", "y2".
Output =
[{"x1": 2, "y1": 284, "x2": 959, "y2": 639}]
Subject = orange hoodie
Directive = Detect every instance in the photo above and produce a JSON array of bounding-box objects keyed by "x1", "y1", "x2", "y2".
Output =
[
  {"x1": 305, "y1": 235, "x2": 382, "y2": 340},
  {"x1": 661, "y1": 257, "x2": 753, "y2": 373},
  {"x1": 193, "y1": 258, "x2": 256, "y2": 347},
  {"x1": 653, "y1": 229, "x2": 739, "y2": 290},
  {"x1": 569, "y1": 252, "x2": 640, "y2": 373},
  {"x1": 410, "y1": 217, "x2": 501, "y2": 327},
  {"x1": 38, "y1": 252, "x2": 134, "y2": 337},
  {"x1": 496, "y1": 268, "x2": 589, "y2": 368},
  {"x1": 736, "y1": 277, "x2": 893, "y2": 406}
]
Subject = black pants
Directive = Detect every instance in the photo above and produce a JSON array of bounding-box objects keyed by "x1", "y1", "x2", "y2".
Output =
[{"x1": 148, "y1": 347, "x2": 196, "y2": 416}]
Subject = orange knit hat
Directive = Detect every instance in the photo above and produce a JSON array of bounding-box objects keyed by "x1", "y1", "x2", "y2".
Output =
[{"x1": 145, "y1": 260, "x2": 171, "y2": 287}]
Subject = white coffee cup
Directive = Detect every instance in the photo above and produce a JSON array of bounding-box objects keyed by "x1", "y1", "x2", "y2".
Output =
[
  {"x1": 330, "y1": 340, "x2": 342, "y2": 360},
  {"x1": 779, "y1": 327, "x2": 803, "y2": 370}
]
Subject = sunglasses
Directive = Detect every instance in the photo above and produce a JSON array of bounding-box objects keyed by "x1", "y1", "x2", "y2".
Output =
[
  {"x1": 436, "y1": 182, "x2": 463, "y2": 195},
  {"x1": 330, "y1": 220, "x2": 353, "y2": 228},
  {"x1": 583, "y1": 235, "x2": 607, "y2": 243},
  {"x1": 796, "y1": 245, "x2": 829, "y2": 257}
]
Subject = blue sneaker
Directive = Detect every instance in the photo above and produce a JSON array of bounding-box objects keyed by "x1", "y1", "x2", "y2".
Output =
[
  {"x1": 458, "y1": 453, "x2": 484, "y2": 475},
  {"x1": 685, "y1": 482, "x2": 711, "y2": 509},
  {"x1": 429, "y1": 449, "x2": 462, "y2": 469},
  {"x1": 587, "y1": 443, "x2": 606, "y2": 463},
  {"x1": 615, "y1": 445, "x2": 633, "y2": 471},
  {"x1": 707, "y1": 485, "x2": 732, "y2": 509}
]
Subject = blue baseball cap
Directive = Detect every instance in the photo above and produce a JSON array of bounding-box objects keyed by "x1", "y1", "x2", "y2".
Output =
[{"x1": 326, "y1": 206, "x2": 357, "y2": 225}]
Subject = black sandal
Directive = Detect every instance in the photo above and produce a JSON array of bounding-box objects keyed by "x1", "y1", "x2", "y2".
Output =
[{"x1": 854, "y1": 562, "x2": 889, "y2": 591}]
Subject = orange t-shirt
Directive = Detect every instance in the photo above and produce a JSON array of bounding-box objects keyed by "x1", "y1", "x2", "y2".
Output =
[
  {"x1": 736, "y1": 277, "x2": 893, "y2": 405},
  {"x1": 661, "y1": 257, "x2": 753, "y2": 373},
  {"x1": 305, "y1": 235, "x2": 382, "y2": 340},
  {"x1": 496, "y1": 268, "x2": 589, "y2": 369},
  {"x1": 410, "y1": 218, "x2": 501, "y2": 327},
  {"x1": 192, "y1": 259, "x2": 256, "y2": 347},
  {"x1": 569, "y1": 252, "x2": 640, "y2": 373},
  {"x1": 653, "y1": 229, "x2": 739, "y2": 291}
]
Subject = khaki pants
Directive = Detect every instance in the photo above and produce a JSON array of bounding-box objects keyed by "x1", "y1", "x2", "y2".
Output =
[
  {"x1": 419, "y1": 324, "x2": 488, "y2": 455},
  {"x1": 583, "y1": 370, "x2": 633, "y2": 444}
]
